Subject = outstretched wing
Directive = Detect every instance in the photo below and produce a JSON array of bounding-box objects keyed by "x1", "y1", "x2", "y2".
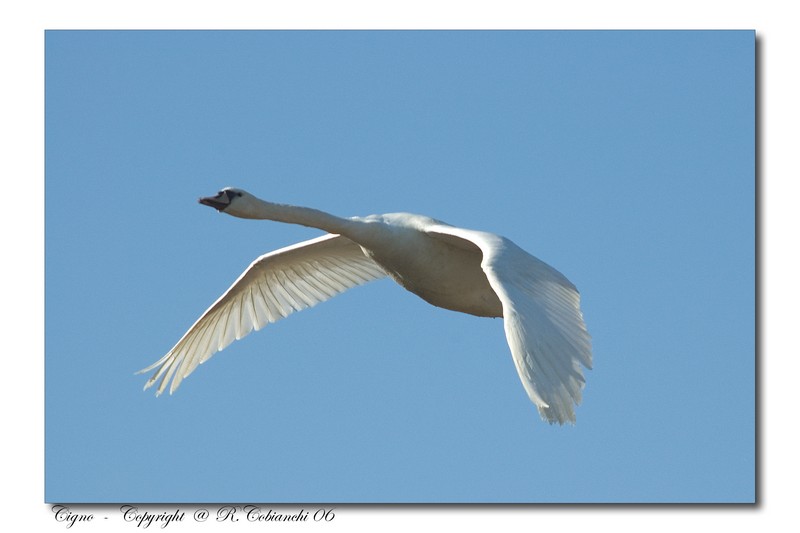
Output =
[
  {"x1": 139, "y1": 234, "x2": 387, "y2": 396},
  {"x1": 427, "y1": 225, "x2": 592, "y2": 424}
]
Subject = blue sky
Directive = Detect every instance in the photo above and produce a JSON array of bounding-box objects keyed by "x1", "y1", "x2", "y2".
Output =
[{"x1": 44, "y1": 30, "x2": 754, "y2": 503}]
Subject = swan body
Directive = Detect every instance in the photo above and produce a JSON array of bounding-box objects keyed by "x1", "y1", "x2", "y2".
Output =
[{"x1": 139, "y1": 188, "x2": 592, "y2": 424}]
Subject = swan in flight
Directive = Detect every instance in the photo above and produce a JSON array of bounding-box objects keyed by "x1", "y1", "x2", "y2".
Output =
[{"x1": 139, "y1": 188, "x2": 592, "y2": 424}]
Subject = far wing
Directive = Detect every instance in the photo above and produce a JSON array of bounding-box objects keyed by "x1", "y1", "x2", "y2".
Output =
[
  {"x1": 427, "y1": 225, "x2": 592, "y2": 424},
  {"x1": 139, "y1": 234, "x2": 387, "y2": 396}
]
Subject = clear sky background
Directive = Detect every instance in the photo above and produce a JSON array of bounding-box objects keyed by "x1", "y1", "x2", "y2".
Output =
[{"x1": 43, "y1": 30, "x2": 755, "y2": 504}]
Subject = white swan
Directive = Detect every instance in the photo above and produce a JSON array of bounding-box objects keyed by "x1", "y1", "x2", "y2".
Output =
[{"x1": 139, "y1": 188, "x2": 592, "y2": 424}]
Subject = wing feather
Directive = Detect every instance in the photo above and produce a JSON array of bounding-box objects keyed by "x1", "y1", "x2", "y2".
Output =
[
  {"x1": 427, "y1": 225, "x2": 592, "y2": 424},
  {"x1": 139, "y1": 234, "x2": 387, "y2": 395}
]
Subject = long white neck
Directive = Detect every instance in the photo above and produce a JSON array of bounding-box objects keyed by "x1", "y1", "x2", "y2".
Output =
[{"x1": 229, "y1": 195, "x2": 355, "y2": 236}]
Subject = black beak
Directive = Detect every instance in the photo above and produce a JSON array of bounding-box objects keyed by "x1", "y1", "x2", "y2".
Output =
[{"x1": 198, "y1": 191, "x2": 231, "y2": 212}]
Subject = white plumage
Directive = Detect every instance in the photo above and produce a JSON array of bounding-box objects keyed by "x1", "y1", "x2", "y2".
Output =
[
  {"x1": 139, "y1": 188, "x2": 592, "y2": 424},
  {"x1": 139, "y1": 234, "x2": 386, "y2": 395}
]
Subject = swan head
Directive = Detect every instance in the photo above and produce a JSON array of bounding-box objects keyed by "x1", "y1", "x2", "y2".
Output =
[{"x1": 199, "y1": 187, "x2": 256, "y2": 218}]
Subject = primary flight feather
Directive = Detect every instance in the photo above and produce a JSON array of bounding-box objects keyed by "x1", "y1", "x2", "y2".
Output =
[{"x1": 139, "y1": 188, "x2": 592, "y2": 424}]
